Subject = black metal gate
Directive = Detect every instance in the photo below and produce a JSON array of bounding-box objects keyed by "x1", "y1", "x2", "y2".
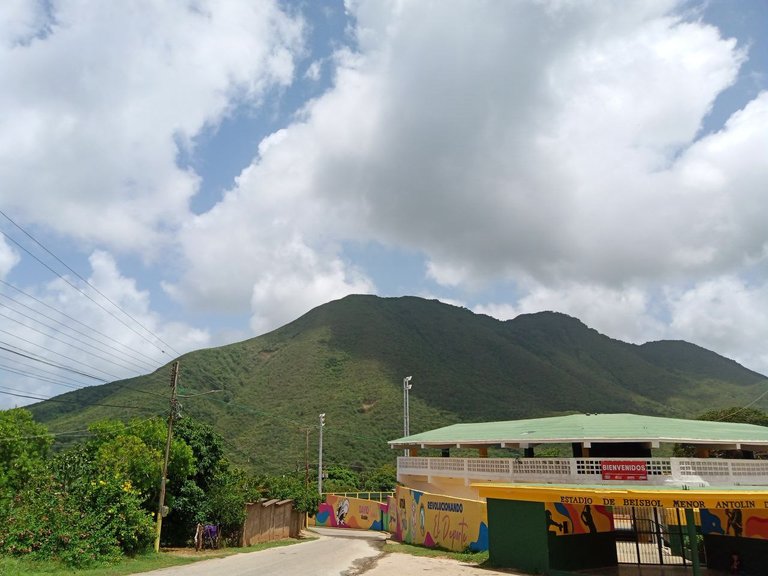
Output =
[{"x1": 614, "y1": 507, "x2": 705, "y2": 567}]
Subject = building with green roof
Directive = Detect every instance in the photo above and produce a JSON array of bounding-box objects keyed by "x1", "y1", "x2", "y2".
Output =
[
  {"x1": 388, "y1": 413, "x2": 768, "y2": 574},
  {"x1": 389, "y1": 413, "x2": 768, "y2": 500}
]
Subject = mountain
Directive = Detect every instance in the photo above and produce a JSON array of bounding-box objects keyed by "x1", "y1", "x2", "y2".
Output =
[{"x1": 27, "y1": 295, "x2": 767, "y2": 474}]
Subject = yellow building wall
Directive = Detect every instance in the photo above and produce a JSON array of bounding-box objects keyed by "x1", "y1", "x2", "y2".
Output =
[{"x1": 393, "y1": 486, "x2": 488, "y2": 551}]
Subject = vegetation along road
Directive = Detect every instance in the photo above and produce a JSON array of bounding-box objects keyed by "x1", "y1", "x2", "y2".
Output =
[{"x1": 136, "y1": 528, "x2": 515, "y2": 576}]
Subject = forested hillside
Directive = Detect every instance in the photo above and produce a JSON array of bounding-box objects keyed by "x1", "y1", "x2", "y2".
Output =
[{"x1": 29, "y1": 295, "x2": 768, "y2": 473}]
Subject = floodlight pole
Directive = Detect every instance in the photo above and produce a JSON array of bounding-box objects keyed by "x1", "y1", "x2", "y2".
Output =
[
  {"x1": 318, "y1": 413, "x2": 326, "y2": 495},
  {"x1": 403, "y1": 376, "x2": 412, "y2": 456}
]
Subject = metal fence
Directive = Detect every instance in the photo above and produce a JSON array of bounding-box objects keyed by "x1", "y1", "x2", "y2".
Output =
[
  {"x1": 614, "y1": 506, "x2": 704, "y2": 567},
  {"x1": 322, "y1": 491, "x2": 394, "y2": 502}
]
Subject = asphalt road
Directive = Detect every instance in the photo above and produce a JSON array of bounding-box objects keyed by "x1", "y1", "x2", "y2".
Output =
[{"x1": 137, "y1": 528, "x2": 387, "y2": 576}]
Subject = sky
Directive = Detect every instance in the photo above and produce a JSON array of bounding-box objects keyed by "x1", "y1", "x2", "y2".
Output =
[{"x1": 1, "y1": 0, "x2": 767, "y2": 409}]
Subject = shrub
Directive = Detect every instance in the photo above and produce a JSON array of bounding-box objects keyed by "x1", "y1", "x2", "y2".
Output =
[{"x1": 0, "y1": 470, "x2": 154, "y2": 567}]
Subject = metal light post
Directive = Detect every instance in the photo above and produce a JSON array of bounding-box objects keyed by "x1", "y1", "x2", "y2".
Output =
[
  {"x1": 403, "y1": 376, "x2": 412, "y2": 456},
  {"x1": 318, "y1": 413, "x2": 325, "y2": 495}
]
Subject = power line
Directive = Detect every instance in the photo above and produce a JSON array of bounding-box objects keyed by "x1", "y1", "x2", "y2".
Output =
[
  {"x1": 0, "y1": 366, "x2": 83, "y2": 390},
  {"x1": 0, "y1": 279, "x2": 165, "y2": 369},
  {"x1": 0, "y1": 353, "x2": 92, "y2": 388},
  {"x1": 0, "y1": 306, "x2": 153, "y2": 374},
  {"x1": 0, "y1": 226, "x2": 173, "y2": 357},
  {"x1": 0, "y1": 342, "x2": 107, "y2": 382},
  {"x1": 716, "y1": 381, "x2": 768, "y2": 421},
  {"x1": 0, "y1": 388, "x2": 149, "y2": 410},
  {"x1": 0, "y1": 211, "x2": 180, "y2": 357},
  {"x1": 0, "y1": 328, "x2": 121, "y2": 380}
]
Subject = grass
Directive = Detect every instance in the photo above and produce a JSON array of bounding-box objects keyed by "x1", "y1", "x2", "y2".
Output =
[
  {"x1": 0, "y1": 539, "x2": 307, "y2": 576},
  {"x1": 382, "y1": 541, "x2": 489, "y2": 564}
]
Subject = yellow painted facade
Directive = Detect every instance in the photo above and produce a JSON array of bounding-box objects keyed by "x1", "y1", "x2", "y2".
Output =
[{"x1": 393, "y1": 486, "x2": 488, "y2": 552}]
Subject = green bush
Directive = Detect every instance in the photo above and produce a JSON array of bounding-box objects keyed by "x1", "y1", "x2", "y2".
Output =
[{"x1": 0, "y1": 471, "x2": 154, "y2": 567}]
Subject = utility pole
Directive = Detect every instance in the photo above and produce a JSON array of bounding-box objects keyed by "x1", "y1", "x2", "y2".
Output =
[
  {"x1": 305, "y1": 428, "x2": 309, "y2": 487},
  {"x1": 318, "y1": 413, "x2": 325, "y2": 495},
  {"x1": 154, "y1": 360, "x2": 179, "y2": 553}
]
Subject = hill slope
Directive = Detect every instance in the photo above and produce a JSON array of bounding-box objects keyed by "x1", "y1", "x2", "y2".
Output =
[{"x1": 28, "y1": 295, "x2": 767, "y2": 473}]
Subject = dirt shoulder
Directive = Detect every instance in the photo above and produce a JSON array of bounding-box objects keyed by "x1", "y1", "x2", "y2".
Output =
[{"x1": 364, "y1": 553, "x2": 521, "y2": 576}]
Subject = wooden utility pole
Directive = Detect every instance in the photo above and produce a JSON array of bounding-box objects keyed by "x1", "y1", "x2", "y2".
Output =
[
  {"x1": 305, "y1": 428, "x2": 310, "y2": 487},
  {"x1": 154, "y1": 361, "x2": 179, "y2": 553}
]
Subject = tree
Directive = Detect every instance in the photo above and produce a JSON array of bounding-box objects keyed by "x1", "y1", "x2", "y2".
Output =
[
  {"x1": 87, "y1": 417, "x2": 195, "y2": 508},
  {"x1": 322, "y1": 465, "x2": 360, "y2": 492},
  {"x1": 261, "y1": 472, "x2": 323, "y2": 516},
  {"x1": 696, "y1": 407, "x2": 768, "y2": 427},
  {"x1": 360, "y1": 464, "x2": 397, "y2": 492},
  {"x1": 674, "y1": 407, "x2": 768, "y2": 456},
  {"x1": 0, "y1": 414, "x2": 154, "y2": 567},
  {"x1": 0, "y1": 408, "x2": 52, "y2": 504}
]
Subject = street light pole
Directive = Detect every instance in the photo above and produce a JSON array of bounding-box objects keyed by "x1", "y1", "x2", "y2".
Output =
[
  {"x1": 403, "y1": 376, "x2": 412, "y2": 456},
  {"x1": 318, "y1": 413, "x2": 325, "y2": 495}
]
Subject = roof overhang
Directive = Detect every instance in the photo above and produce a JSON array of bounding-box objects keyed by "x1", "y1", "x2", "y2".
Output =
[{"x1": 388, "y1": 413, "x2": 768, "y2": 452}]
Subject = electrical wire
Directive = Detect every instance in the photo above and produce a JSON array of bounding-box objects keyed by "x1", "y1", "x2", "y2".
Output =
[
  {"x1": 716, "y1": 381, "x2": 768, "y2": 421},
  {"x1": 0, "y1": 279, "x2": 165, "y2": 369},
  {"x1": 0, "y1": 228, "x2": 170, "y2": 357},
  {"x1": 0, "y1": 328, "x2": 121, "y2": 379},
  {"x1": 0, "y1": 388, "x2": 149, "y2": 410},
  {"x1": 0, "y1": 353, "x2": 92, "y2": 388},
  {"x1": 0, "y1": 306, "x2": 152, "y2": 374},
  {"x1": 0, "y1": 210, "x2": 180, "y2": 357},
  {"x1": 0, "y1": 342, "x2": 107, "y2": 381}
]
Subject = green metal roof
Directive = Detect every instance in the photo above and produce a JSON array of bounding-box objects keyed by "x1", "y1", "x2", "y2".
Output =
[{"x1": 388, "y1": 413, "x2": 768, "y2": 450}]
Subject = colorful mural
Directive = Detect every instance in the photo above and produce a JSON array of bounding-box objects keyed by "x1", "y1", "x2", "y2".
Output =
[
  {"x1": 393, "y1": 486, "x2": 488, "y2": 552},
  {"x1": 701, "y1": 508, "x2": 768, "y2": 539},
  {"x1": 544, "y1": 502, "x2": 613, "y2": 536},
  {"x1": 386, "y1": 495, "x2": 398, "y2": 534},
  {"x1": 313, "y1": 495, "x2": 387, "y2": 530}
]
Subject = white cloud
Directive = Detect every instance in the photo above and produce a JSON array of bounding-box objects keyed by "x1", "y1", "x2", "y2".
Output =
[
  {"x1": 0, "y1": 250, "x2": 209, "y2": 408},
  {"x1": 667, "y1": 277, "x2": 768, "y2": 373},
  {"x1": 169, "y1": 0, "x2": 766, "y2": 339},
  {"x1": 249, "y1": 239, "x2": 374, "y2": 334},
  {"x1": 3, "y1": 0, "x2": 767, "y2": 385},
  {"x1": 0, "y1": 0, "x2": 48, "y2": 48},
  {"x1": 473, "y1": 276, "x2": 768, "y2": 377},
  {"x1": 47, "y1": 250, "x2": 210, "y2": 357},
  {"x1": 305, "y1": 59, "x2": 322, "y2": 81},
  {"x1": 0, "y1": 0, "x2": 304, "y2": 255},
  {"x1": 0, "y1": 235, "x2": 20, "y2": 278},
  {"x1": 475, "y1": 283, "x2": 664, "y2": 346}
]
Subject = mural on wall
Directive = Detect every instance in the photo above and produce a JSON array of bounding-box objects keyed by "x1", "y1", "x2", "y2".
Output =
[
  {"x1": 386, "y1": 495, "x2": 398, "y2": 534},
  {"x1": 545, "y1": 502, "x2": 614, "y2": 536},
  {"x1": 701, "y1": 508, "x2": 768, "y2": 539},
  {"x1": 393, "y1": 486, "x2": 488, "y2": 552},
  {"x1": 314, "y1": 495, "x2": 387, "y2": 530}
]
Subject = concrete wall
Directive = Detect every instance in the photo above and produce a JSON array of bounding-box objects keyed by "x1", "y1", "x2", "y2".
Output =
[
  {"x1": 312, "y1": 494, "x2": 387, "y2": 530},
  {"x1": 393, "y1": 486, "x2": 488, "y2": 552}
]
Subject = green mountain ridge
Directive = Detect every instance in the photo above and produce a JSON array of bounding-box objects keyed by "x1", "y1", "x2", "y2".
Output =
[{"x1": 27, "y1": 295, "x2": 767, "y2": 474}]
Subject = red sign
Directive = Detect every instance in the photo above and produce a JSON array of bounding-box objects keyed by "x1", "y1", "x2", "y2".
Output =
[{"x1": 601, "y1": 460, "x2": 647, "y2": 481}]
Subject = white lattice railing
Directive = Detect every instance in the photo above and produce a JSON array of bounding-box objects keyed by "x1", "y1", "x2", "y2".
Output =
[{"x1": 397, "y1": 456, "x2": 768, "y2": 487}]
